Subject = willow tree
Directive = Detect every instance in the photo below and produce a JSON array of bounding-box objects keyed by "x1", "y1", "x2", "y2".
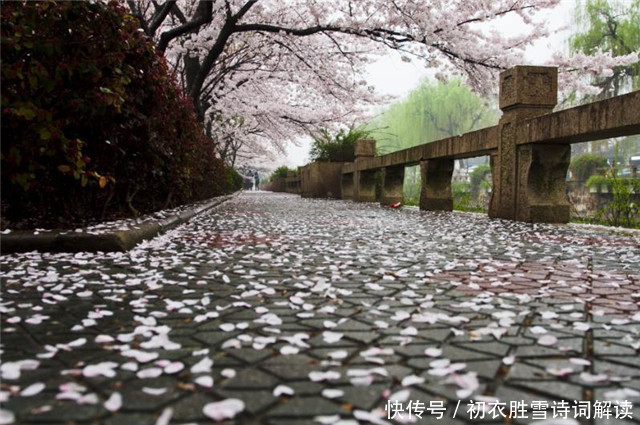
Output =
[
  {"x1": 369, "y1": 79, "x2": 498, "y2": 152},
  {"x1": 571, "y1": 0, "x2": 640, "y2": 99},
  {"x1": 569, "y1": 0, "x2": 640, "y2": 160},
  {"x1": 368, "y1": 79, "x2": 499, "y2": 202}
]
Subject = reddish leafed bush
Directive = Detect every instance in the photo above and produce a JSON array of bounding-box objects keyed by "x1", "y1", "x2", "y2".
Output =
[{"x1": 1, "y1": 1, "x2": 229, "y2": 228}]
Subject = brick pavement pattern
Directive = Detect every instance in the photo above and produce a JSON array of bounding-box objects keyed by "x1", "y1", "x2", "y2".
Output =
[{"x1": 1, "y1": 192, "x2": 640, "y2": 425}]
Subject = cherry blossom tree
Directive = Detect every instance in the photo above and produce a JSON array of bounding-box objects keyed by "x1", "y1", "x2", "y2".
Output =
[{"x1": 125, "y1": 0, "x2": 638, "y2": 164}]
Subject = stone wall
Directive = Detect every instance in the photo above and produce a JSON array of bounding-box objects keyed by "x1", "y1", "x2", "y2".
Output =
[{"x1": 299, "y1": 162, "x2": 344, "y2": 198}]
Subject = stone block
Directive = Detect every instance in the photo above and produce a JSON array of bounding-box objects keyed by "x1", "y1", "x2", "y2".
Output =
[
  {"x1": 299, "y1": 162, "x2": 344, "y2": 198},
  {"x1": 341, "y1": 172, "x2": 354, "y2": 200},
  {"x1": 419, "y1": 158, "x2": 453, "y2": 211},
  {"x1": 381, "y1": 166, "x2": 404, "y2": 205},
  {"x1": 353, "y1": 169, "x2": 377, "y2": 202},
  {"x1": 516, "y1": 144, "x2": 570, "y2": 223},
  {"x1": 499, "y1": 65, "x2": 557, "y2": 112},
  {"x1": 354, "y1": 139, "x2": 376, "y2": 158}
]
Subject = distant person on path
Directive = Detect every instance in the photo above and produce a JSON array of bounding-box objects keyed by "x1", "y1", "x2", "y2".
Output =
[{"x1": 254, "y1": 172, "x2": 260, "y2": 191}]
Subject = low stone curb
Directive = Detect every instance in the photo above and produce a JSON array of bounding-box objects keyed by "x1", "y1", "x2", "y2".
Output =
[{"x1": 0, "y1": 194, "x2": 235, "y2": 254}]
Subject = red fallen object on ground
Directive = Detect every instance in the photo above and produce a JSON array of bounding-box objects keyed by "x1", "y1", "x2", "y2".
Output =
[{"x1": 390, "y1": 202, "x2": 402, "y2": 208}]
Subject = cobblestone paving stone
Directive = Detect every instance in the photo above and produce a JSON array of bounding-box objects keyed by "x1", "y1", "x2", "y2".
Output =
[{"x1": 1, "y1": 192, "x2": 640, "y2": 425}]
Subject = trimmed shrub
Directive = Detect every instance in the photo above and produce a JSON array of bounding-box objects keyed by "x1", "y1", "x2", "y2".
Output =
[
  {"x1": 269, "y1": 166, "x2": 295, "y2": 182},
  {"x1": 569, "y1": 153, "x2": 608, "y2": 182},
  {"x1": 1, "y1": 1, "x2": 227, "y2": 228},
  {"x1": 226, "y1": 168, "x2": 244, "y2": 193},
  {"x1": 309, "y1": 126, "x2": 372, "y2": 163},
  {"x1": 469, "y1": 164, "x2": 491, "y2": 199}
]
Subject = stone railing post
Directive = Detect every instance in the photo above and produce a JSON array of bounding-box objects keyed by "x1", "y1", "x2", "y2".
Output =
[
  {"x1": 381, "y1": 166, "x2": 404, "y2": 205},
  {"x1": 420, "y1": 159, "x2": 454, "y2": 211},
  {"x1": 341, "y1": 172, "x2": 354, "y2": 199},
  {"x1": 353, "y1": 139, "x2": 377, "y2": 202},
  {"x1": 489, "y1": 66, "x2": 571, "y2": 222}
]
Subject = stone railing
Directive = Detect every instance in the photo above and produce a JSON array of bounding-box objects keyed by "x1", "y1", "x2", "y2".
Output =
[
  {"x1": 297, "y1": 65, "x2": 639, "y2": 223},
  {"x1": 264, "y1": 171, "x2": 301, "y2": 194}
]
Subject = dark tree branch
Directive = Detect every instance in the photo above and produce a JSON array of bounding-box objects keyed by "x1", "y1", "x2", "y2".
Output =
[
  {"x1": 157, "y1": 1, "x2": 213, "y2": 52},
  {"x1": 148, "y1": 0, "x2": 177, "y2": 37}
]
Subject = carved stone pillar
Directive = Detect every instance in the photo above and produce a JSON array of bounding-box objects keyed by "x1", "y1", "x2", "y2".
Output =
[
  {"x1": 419, "y1": 158, "x2": 454, "y2": 211},
  {"x1": 489, "y1": 152, "x2": 500, "y2": 217},
  {"x1": 353, "y1": 139, "x2": 377, "y2": 202},
  {"x1": 516, "y1": 144, "x2": 571, "y2": 222},
  {"x1": 341, "y1": 172, "x2": 354, "y2": 200},
  {"x1": 353, "y1": 170, "x2": 377, "y2": 202},
  {"x1": 381, "y1": 166, "x2": 404, "y2": 205},
  {"x1": 489, "y1": 66, "x2": 569, "y2": 222}
]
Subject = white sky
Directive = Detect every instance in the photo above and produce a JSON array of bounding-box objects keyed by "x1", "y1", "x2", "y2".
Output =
[{"x1": 281, "y1": 0, "x2": 575, "y2": 168}]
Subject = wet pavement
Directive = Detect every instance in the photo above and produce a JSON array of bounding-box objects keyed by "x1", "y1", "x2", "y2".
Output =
[{"x1": 1, "y1": 191, "x2": 639, "y2": 425}]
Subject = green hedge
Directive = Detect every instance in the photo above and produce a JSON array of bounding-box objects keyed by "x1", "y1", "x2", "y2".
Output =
[
  {"x1": 569, "y1": 153, "x2": 607, "y2": 181},
  {"x1": 226, "y1": 168, "x2": 244, "y2": 192},
  {"x1": 1, "y1": 1, "x2": 228, "y2": 228},
  {"x1": 269, "y1": 166, "x2": 296, "y2": 182}
]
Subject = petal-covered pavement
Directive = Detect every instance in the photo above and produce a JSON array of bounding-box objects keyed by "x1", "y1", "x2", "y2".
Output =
[{"x1": 1, "y1": 191, "x2": 639, "y2": 425}]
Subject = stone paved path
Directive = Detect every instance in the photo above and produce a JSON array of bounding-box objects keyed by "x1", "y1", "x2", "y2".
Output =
[{"x1": 1, "y1": 191, "x2": 640, "y2": 425}]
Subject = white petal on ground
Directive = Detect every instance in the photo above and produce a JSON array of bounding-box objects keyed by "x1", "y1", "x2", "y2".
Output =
[
  {"x1": 190, "y1": 357, "x2": 213, "y2": 374},
  {"x1": 155, "y1": 407, "x2": 173, "y2": 425},
  {"x1": 580, "y1": 372, "x2": 609, "y2": 383},
  {"x1": 137, "y1": 367, "x2": 163, "y2": 379},
  {"x1": 203, "y1": 398, "x2": 245, "y2": 421},
  {"x1": 121, "y1": 349, "x2": 158, "y2": 363},
  {"x1": 142, "y1": 387, "x2": 168, "y2": 396},
  {"x1": 20, "y1": 382, "x2": 45, "y2": 397},
  {"x1": 353, "y1": 409, "x2": 392, "y2": 425},
  {"x1": 603, "y1": 388, "x2": 640, "y2": 401},
  {"x1": 546, "y1": 367, "x2": 573, "y2": 377},
  {"x1": 424, "y1": 347, "x2": 442, "y2": 357},
  {"x1": 221, "y1": 368, "x2": 236, "y2": 379},
  {"x1": 195, "y1": 376, "x2": 214, "y2": 388},
  {"x1": 314, "y1": 415, "x2": 341, "y2": 424},
  {"x1": 388, "y1": 389, "x2": 411, "y2": 403},
  {"x1": 309, "y1": 371, "x2": 341, "y2": 382},
  {"x1": 401, "y1": 375, "x2": 425, "y2": 386},
  {"x1": 280, "y1": 345, "x2": 299, "y2": 355},
  {"x1": 104, "y1": 392, "x2": 122, "y2": 412},
  {"x1": 273, "y1": 385, "x2": 295, "y2": 397},
  {"x1": 569, "y1": 358, "x2": 591, "y2": 366},
  {"x1": 502, "y1": 356, "x2": 516, "y2": 365},
  {"x1": 573, "y1": 322, "x2": 590, "y2": 331},
  {"x1": 0, "y1": 409, "x2": 15, "y2": 425},
  {"x1": 537, "y1": 335, "x2": 558, "y2": 346},
  {"x1": 321, "y1": 389, "x2": 344, "y2": 399},
  {"x1": 163, "y1": 362, "x2": 184, "y2": 374},
  {"x1": 82, "y1": 362, "x2": 117, "y2": 378},
  {"x1": 327, "y1": 350, "x2": 348, "y2": 360},
  {"x1": 322, "y1": 331, "x2": 343, "y2": 344}
]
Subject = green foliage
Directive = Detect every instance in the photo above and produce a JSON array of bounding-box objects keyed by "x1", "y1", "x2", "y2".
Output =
[
  {"x1": 586, "y1": 175, "x2": 640, "y2": 191},
  {"x1": 367, "y1": 79, "x2": 498, "y2": 153},
  {"x1": 584, "y1": 159, "x2": 640, "y2": 228},
  {"x1": 309, "y1": 125, "x2": 372, "y2": 162},
  {"x1": 225, "y1": 168, "x2": 244, "y2": 193},
  {"x1": 366, "y1": 79, "x2": 497, "y2": 203},
  {"x1": 1, "y1": 1, "x2": 227, "y2": 228},
  {"x1": 469, "y1": 165, "x2": 492, "y2": 199},
  {"x1": 591, "y1": 176, "x2": 639, "y2": 228},
  {"x1": 269, "y1": 166, "x2": 295, "y2": 182},
  {"x1": 570, "y1": 153, "x2": 608, "y2": 181},
  {"x1": 452, "y1": 181, "x2": 471, "y2": 211},
  {"x1": 570, "y1": 0, "x2": 640, "y2": 96}
]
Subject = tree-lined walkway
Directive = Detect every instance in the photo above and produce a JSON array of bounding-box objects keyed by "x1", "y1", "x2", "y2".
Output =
[{"x1": 1, "y1": 192, "x2": 639, "y2": 425}]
